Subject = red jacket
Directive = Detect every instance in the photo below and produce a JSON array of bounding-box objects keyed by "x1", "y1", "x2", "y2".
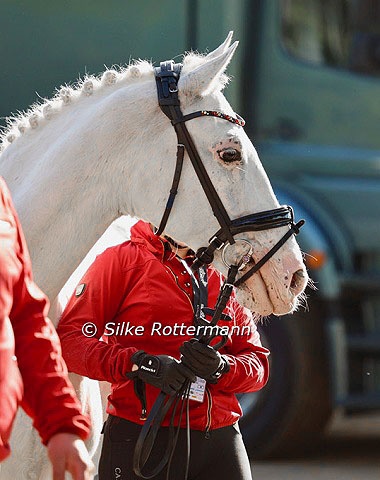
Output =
[
  {"x1": 58, "y1": 220, "x2": 269, "y2": 431},
  {"x1": 0, "y1": 177, "x2": 90, "y2": 461}
]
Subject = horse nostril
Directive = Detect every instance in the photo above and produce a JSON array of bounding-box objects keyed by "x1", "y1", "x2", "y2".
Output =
[{"x1": 290, "y1": 269, "x2": 306, "y2": 292}]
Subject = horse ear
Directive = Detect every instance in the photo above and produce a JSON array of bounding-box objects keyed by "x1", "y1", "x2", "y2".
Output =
[
  {"x1": 205, "y1": 31, "x2": 233, "y2": 60},
  {"x1": 179, "y1": 41, "x2": 238, "y2": 98}
]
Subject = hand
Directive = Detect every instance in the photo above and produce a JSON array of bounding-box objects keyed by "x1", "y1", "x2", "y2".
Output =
[
  {"x1": 47, "y1": 433, "x2": 94, "y2": 480},
  {"x1": 180, "y1": 339, "x2": 230, "y2": 383},
  {"x1": 128, "y1": 351, "x2": 196, "y2": 396}
]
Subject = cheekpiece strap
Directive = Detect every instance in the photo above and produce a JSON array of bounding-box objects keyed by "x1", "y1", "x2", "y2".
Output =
[{"x1": 154, "y1": 61, "x2": 182, "y2": 119}]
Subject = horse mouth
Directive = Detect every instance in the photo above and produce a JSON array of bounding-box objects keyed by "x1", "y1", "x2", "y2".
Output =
[
  {"x1": 235, "y1": 258, "x2": 306, "y2": 317},
  {"x1": 235, "y1": 265, "x2": 275, "y2": 317}
]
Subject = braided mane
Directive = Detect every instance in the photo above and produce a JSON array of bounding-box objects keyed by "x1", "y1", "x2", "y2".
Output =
[
  {"x1": 0, "y1": 61, "x2": 153, "y2": 153},
  {"x1": 0, "y1": 51, "x2": 227, "y2": 153}
]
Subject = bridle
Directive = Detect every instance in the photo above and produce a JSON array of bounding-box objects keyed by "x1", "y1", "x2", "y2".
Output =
[
  {"x1": 132, "y1": 60, "x2": 305, "y2": 480},
  {"x1": 154, "y1": 60, "x2": 304, "y2": 285}
]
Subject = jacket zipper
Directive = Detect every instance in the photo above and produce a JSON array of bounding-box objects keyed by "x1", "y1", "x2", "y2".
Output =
[
  {"x1": 163, "y1": 247, "x2": 212, "y2": 436},
  {"x1": 205, "y1": 387, "x2": 212, "y2": 438},
  {"x1": 160, "y1": 239, "x2": 213, "y2": 435}
]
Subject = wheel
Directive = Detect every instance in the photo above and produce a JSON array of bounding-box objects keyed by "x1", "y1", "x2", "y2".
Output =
[{"x1": 239, "y1": 302, "x2": 333, "y2": 458}]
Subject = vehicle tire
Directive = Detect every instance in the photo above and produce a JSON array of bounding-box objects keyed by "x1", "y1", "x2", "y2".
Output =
[{"x1": 239, "y1": 302, "x2": 333, "y2": 458}]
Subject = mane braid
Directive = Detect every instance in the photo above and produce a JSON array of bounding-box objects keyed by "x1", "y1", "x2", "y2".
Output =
[
  {"x1": 0, "y1": 50, "x2": 224, "y2": 154},
  {"x1": 0, "y1": 60, "x2": 154, "y2": 153}
]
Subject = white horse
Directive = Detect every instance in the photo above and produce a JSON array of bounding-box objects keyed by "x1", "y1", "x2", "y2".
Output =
[{"x1": 0, "y1": 33, "x2": 308, "y2": 478}]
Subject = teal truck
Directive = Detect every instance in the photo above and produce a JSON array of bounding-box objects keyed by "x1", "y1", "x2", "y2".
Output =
[{"x1": 1, "y1": 0, "x2": 379, "y2": 458}]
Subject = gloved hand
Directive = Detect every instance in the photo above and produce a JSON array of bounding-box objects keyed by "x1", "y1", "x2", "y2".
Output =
[
  {"x1": 127, "y1": 351, "x2": 196, "y2": 396},
  {"x1": 180, "y1": 339, "x2": 230, "y2": 383}
]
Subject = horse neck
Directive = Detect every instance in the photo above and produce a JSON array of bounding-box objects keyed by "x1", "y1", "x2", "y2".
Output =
[{"x1": 1, "y1": 77, "x2": 162, "y2": 300}]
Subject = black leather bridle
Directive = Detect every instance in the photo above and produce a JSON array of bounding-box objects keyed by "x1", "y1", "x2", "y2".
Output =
[
  {"x1": 154, "y1": 61, "x2": 304, "y2": 285},
  {"x1": 132, "y1": 60, "x2": 306, "y2": 480}
]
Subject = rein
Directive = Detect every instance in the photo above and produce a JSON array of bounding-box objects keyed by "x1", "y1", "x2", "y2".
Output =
[
  {"x1": 133, "y1": 262, "x2": 240, "y2": 480},
  {"x1": 132, "y1": 60, "x2": 305, "y2": 479}
]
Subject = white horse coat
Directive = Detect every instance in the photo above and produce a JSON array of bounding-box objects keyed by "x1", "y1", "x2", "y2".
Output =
[{"x1": 0, "y1": 33, "x2": 307, "y2": 478}]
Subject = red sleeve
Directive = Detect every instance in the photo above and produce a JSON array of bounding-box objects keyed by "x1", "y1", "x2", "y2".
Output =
[
  {"x1": 0, "y1": 178, "x2": 24, "y2": 460},
  {"x1": 215, "y1": 298, "x2": 270, "y2": 393},
  {"x1": 57, "y1": 247, "x2": 138, "y2": 383},
  {"x1": 1, "y1": 177, "x2": 90, "y2": 446}
]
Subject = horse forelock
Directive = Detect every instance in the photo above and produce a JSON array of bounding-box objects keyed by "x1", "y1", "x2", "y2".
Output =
[{"x1": 0, "y1": 50, "x2": 227, "y2": 155}]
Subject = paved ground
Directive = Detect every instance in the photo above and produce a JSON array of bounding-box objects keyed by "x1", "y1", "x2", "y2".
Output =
[{"x1": 251, "y1": 412, "x2": 380, "y2": 479}]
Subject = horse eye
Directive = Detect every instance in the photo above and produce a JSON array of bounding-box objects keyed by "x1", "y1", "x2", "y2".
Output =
[{"x1": 218, "y1": 147, "x2": 241, "y2": 163}]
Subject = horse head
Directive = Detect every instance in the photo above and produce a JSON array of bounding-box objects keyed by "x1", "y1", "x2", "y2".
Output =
[
  {"x1": 128, "y1": 33, "x2": 308, "y2": 316},
  {"x1": 0, "y1": 33, "x2": 307, "y2": 317}
]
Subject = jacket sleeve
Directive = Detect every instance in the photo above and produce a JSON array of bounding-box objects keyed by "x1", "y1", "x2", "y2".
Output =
[
  {"x1": 0, "y1": 181, "x2": 24, "y2": 460},
  {"x1": 57, "y1": 247, "x2": 138, "y2": 383},
  {"x1": 1, "y1": 178, "x2": 90, "y2": 446},
  {"x1": 214, "y1": 297, "x2": 270, "y2": 394}
]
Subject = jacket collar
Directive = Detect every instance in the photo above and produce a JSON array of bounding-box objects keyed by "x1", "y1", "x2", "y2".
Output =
[
  {"x1": 130, "y1": 221, "x2": 167, "y2": 258},
  {"x1": 130, "y1": 220, "x2": 196, "y2": 264}
]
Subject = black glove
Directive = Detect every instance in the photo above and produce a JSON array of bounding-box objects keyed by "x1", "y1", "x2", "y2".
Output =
[
  {"x1": 127, "y1": 351, "x2": 196, "y2": 396},
  {"x1": 180, "y1": 339, "x2": 230, "y2": 383}
]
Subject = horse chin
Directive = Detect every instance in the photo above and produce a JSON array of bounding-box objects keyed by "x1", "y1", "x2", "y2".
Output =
[{"x1": 235, "y1": 274, "x2": 274, "y2": 318}]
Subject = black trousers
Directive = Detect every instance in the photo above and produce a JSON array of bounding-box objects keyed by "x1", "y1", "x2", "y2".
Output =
[{"x1": 98, "y1": 415, "x2": 253, "y2": 480}]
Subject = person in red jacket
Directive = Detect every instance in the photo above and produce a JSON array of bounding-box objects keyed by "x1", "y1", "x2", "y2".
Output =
[
  {"x1": 0, "y1": 176, "x2": 93, "y2": 479},
  {"x1": 57, "y1": 220, "x2": 270, "y2": 480}
]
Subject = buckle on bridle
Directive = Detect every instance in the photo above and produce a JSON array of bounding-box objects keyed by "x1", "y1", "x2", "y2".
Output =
[{"x1": 208, "y1": 236, "x2": 226, "y2": 250}]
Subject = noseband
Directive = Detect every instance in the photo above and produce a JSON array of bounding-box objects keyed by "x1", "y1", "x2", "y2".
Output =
[{"x1": 154, "y1": 61, "x2": 304, "y2": 285}]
